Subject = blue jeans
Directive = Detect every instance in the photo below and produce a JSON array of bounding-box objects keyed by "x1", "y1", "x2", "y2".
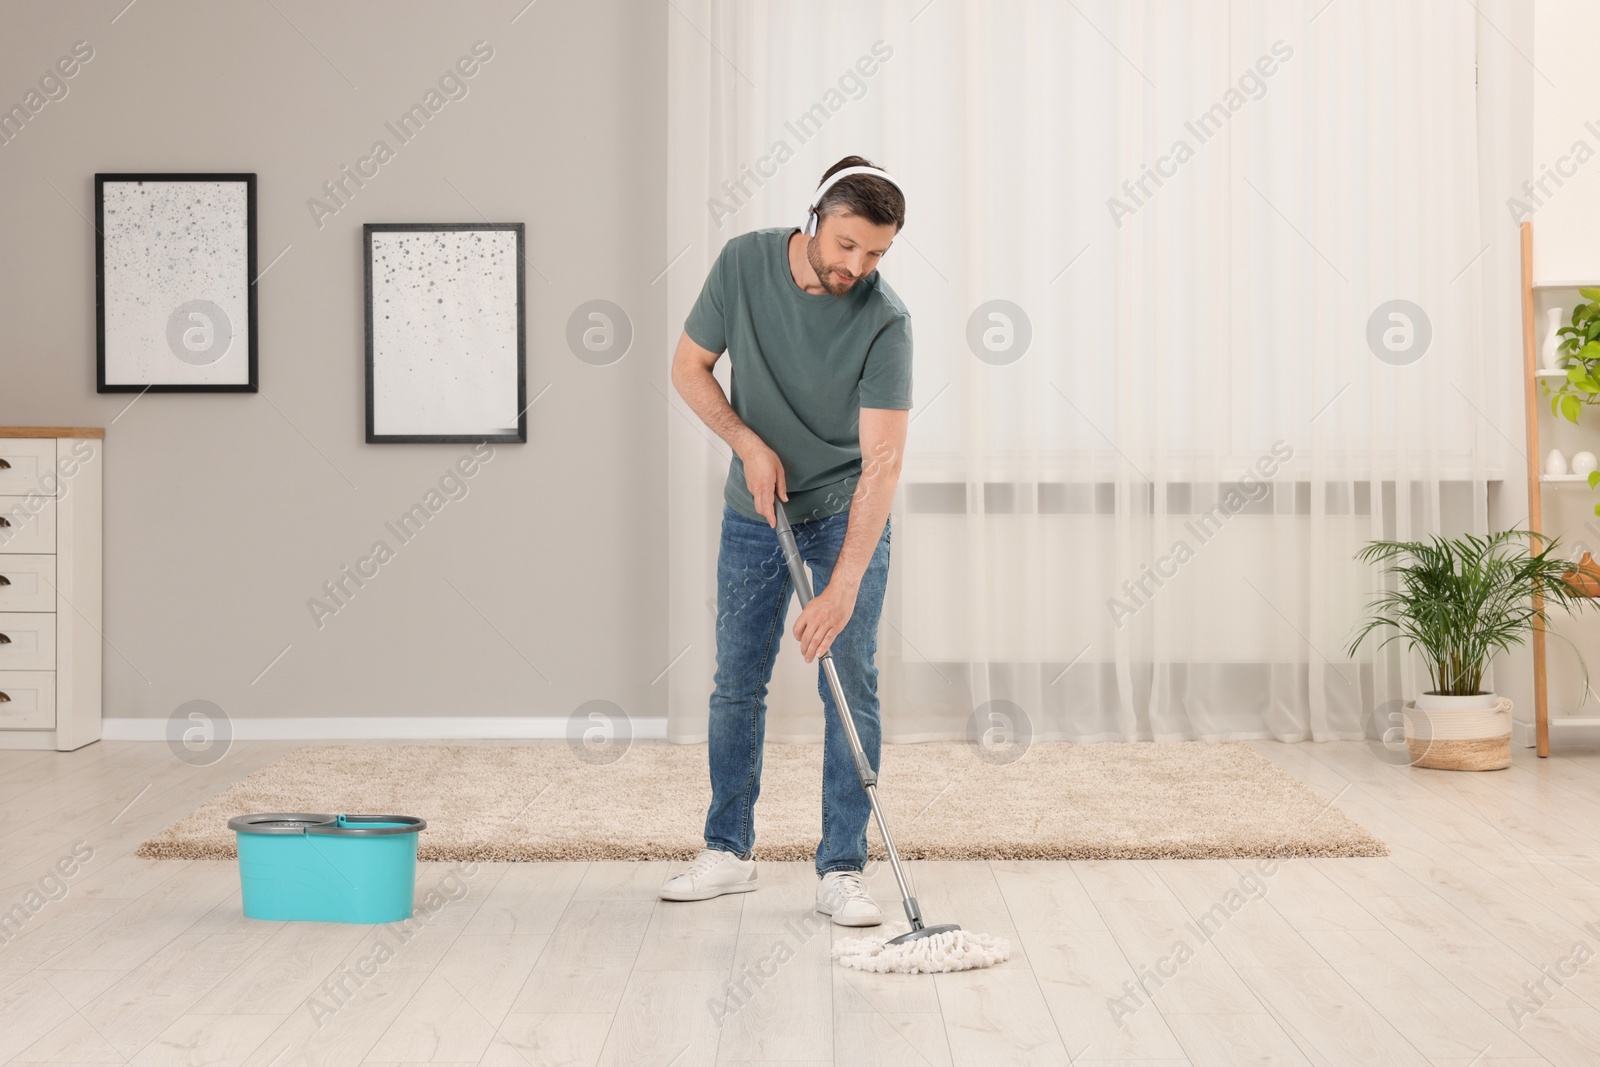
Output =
[{"x1": 703, "y1": 503, "x2": 891, "y2": 876}]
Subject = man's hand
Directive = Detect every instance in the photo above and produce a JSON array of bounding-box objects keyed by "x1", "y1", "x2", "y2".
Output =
[
  {"x1": 794, "y1": 580, "x2": 857, "y2": 663},
  {"x1": 741, "y1": 440, "x2": 788, "y2": 527}
]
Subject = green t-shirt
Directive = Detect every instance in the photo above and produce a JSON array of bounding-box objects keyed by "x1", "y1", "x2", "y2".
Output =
[{"x1": 683, "y1": 226, "x2": 913, "y2": 524}]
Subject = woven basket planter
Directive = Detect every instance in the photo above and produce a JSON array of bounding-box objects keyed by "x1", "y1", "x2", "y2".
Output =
[{"x1": 1402, "y1": 693, "x2": 1512, "y2": 771}]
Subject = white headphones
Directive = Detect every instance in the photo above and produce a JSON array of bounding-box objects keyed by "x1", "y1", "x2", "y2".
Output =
[{"x1": 801, "y1": 165, "x2": 903, "y2": 236}]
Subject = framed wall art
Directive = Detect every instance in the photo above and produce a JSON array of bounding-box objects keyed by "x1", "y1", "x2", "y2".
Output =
[
  {"x1": 364, "y1": 222, "x2": 526, "y2": 443},
  {"x1": 96, "y1": 172, "x2": 258, "y2": 392}
]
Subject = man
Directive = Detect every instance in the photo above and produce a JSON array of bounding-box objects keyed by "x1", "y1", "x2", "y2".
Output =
[{"x1": 660, "y1": 156, "x2": 912, "y2": 927}]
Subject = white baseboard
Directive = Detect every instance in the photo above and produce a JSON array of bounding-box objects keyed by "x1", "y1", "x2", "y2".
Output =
[
  {"x1": 1509, "y1": 717, "x2": 1600, "y2": 749},
  {"x1": 101, "y1": 716, "x2": 670, "y2": 741},
  {"x1": 1512, "y1": 718, "x2": 1536, "y2": 748}
]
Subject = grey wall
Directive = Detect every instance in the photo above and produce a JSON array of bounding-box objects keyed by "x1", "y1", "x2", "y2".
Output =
[{"x1": 0, "y1": 1, "x2": 668, "y2": 724}]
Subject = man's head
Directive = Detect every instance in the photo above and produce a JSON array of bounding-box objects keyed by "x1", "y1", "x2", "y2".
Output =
[{"x1": 805, "y1": 155, "x2": 904, "y2": 296}]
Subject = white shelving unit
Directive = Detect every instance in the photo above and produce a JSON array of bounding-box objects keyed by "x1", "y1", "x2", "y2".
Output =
[{"x1": 1520, "y1": 222, "x2": 1600, "y2": 752}]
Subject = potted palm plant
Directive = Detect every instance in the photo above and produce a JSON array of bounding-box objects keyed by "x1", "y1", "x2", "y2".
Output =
[{"x1": 1347, "y1": 529, "x2": 1596, "y2": 770}]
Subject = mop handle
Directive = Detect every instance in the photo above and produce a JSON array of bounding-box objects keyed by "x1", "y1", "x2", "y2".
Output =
[{"x1": 772, "y1": 498, "x2": 926, "y2": 930}]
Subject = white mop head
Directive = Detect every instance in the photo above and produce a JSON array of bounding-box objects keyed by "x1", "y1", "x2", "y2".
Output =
[{"x1": 831, "y1": 927, "x2": 1012, "y2": 974}]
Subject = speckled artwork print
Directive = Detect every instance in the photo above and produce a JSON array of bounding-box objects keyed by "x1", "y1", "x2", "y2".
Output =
[
  {"x1": 102, "y1": 179, "x2": 250, "y2": 385},
  {"x1": 370, "y1": 229, "x2": 519, "y2": 436}
]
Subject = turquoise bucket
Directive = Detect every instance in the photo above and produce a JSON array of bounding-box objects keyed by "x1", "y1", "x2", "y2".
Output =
[{"x1": 229, "y1": 813, "x2": 427, "y2": 923}]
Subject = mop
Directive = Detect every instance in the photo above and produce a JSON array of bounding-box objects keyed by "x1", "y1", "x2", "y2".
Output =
[{"x1": 774, "y1": 498, "x2": 1011, "y2": 974}]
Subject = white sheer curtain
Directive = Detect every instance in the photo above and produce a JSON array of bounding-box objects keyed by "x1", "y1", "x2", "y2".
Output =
[{"x1": 665, "y1": 0, "x2": 1528, "y2": 744}]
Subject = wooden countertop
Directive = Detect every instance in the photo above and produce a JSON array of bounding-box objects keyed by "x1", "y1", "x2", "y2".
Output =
[{"x1": 0, "y1": 427, "x2": 106, "y2": 439}]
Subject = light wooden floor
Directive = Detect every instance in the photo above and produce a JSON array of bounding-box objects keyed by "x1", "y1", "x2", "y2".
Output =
[{"x1": 3, "y1": 739, "x2": 1600, "y2": 1066}]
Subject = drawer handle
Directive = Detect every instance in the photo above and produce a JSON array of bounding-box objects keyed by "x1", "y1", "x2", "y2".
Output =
[
  {"x1": 0, "y1": 518, "x2": 9, "y2": 527},
  {"x1": 0, "y1": 633, "x2": 9, "y2": 644},
  {"x1": 0, "y1": 576, "x2": 8, "y2": 586},
  {"x1": 0, "y1": 691, "x2": 8, "y2": 701},
  {"x1": 0, "y1": 458, "x2": 9, "y2": 469}
]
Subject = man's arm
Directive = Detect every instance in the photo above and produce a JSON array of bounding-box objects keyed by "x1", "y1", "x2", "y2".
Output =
[
  {"x1": 669, "y1": 329, "x2": 789, "y2": 526},
  {"x1": 791, "y1": 406, "x2": 907, "y2": 663}
]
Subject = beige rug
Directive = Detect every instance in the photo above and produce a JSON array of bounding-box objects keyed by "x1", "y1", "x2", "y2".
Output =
[{"x1": 136, "y1": 741, "x2": 1387, "y2": 862}]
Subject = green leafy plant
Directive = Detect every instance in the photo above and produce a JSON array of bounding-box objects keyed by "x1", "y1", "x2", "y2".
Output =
[
  {"x1": 1347, "y1": 530, "x2": 1597, "y2": 696},
  {"x1": 1541, "y1": 290, "x2": 1600, "y2": 515},
  {"x1": 1548, "y1": 288, "x2": 1600, "y2": 425}
]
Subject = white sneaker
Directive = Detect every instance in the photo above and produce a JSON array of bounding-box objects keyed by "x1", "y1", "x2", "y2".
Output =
[
  {"x1": 659, "y1": 847, "x2": 758, "y2": 901},
  {"x1": 815, "y1": 870, "x2": 883, "y2": 927}
]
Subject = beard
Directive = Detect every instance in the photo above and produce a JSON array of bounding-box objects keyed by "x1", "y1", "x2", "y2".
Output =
[{"x1": 805, "y1": 235, "x2": 860, "y2": 296}]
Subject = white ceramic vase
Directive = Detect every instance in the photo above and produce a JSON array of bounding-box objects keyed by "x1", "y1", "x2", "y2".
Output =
[
  {"x1": 1543, "y1": 307, "x2": 1566, "y2": 371},
  {"x1": 1547, "y1": 448, "x2": 1569, "y2": 476},
  {"x1": 1574, "y1": 451, "x2": 1599, "y2": 478}
]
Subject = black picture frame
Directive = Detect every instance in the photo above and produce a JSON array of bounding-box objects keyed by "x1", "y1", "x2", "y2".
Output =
[
  {"x1": 364, "y1": 222, "x2": 527, "y2": 444},
  {"x1": 95, "y1": 172, "x2": 258, "y2": 393}
]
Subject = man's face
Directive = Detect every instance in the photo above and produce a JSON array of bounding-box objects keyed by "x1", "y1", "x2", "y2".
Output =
[{"x1": 806, "y1": 211, "x2": 898, "y2": 296}]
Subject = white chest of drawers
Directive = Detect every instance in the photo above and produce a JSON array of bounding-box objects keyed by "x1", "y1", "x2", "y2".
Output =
[{"x1": 0, "y1": 428, "x2": 103, "y2": 750}]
